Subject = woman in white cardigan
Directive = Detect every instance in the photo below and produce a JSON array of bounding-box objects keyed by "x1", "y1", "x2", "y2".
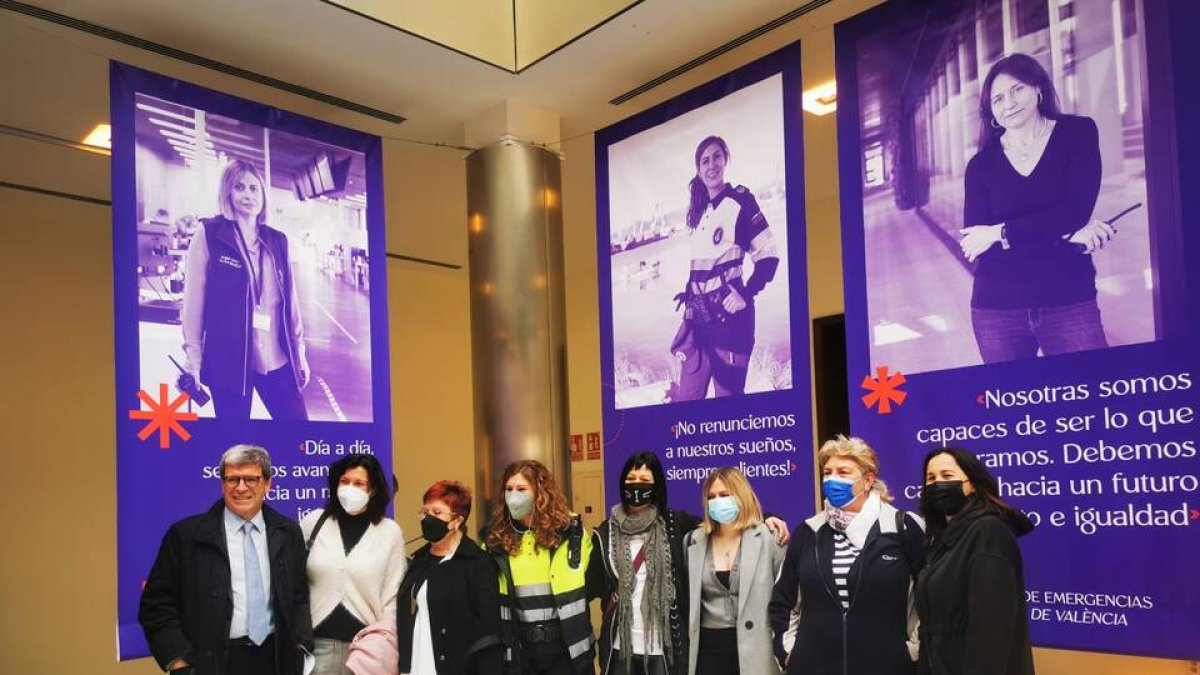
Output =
[{"x1": 301, "y1": 455, "x2": 407, "y2": 675}]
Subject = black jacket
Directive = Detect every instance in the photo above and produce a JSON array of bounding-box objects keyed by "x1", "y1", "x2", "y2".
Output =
[
  {"x1": 769, "y1": 505, "x2": 925, "y2": 675},
  {"x1": 915, "y1": 504, "x2": 1035, "y2": 675},
  {"x1": 139, "y1": 500, "x2": 313, "y2": 675},
  {"x1": 396, "y1": 536, "x2": 503, "y2": 675},
  {"x1": 589, "y1": 508, "x2": 701, "y2": 675}
]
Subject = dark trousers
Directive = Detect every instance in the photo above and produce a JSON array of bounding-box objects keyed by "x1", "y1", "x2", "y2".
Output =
[
  {"x1": 972, "y1": 299, "x2": 1108, "y2": 363},
  {"x1": 521, "y1": 636, "x2": 575, "y2": 675},
  {"x1": 225, "y1": 634, "x2": 277, "y2": 675},
  {"x1": 608, "y1": 650, "x2": 669, "y2": 675},
  {"x1": 212, "y1": 365, "x2": 308, "y2": 421},
  {"x1": 696, "y1": 628, "x2": 738, "y2": 675},
  {"x1": 673, "y1": 344, "x2": 750, "y2": 401}
]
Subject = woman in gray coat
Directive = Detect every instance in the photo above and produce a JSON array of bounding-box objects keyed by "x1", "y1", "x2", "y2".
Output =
[{"x1": 685, "y1": 467, "x2": 785, "y2": 675}]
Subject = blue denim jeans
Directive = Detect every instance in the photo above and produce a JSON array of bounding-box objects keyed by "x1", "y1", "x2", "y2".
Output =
[{"x1": 971, "y1": 299, "x2": 1108, "y2": 364}]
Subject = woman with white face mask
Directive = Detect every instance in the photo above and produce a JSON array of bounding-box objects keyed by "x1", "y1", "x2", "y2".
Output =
[
  {"x1": 301, "y1": 455, "x2": 407, "y2": 674},
  {"x1": 768, "y1": 436, "x2": 925, "y2": 675},
  {"x1": 684, "y1": 467, "x2": 785, "y2": 675},
  {"x1": 484, "y1": 460, "x2": 598, "y2": 675}
]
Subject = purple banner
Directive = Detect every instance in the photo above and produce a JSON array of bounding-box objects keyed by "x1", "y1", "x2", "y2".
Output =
[
  {"x1": 835, "y1": 0, "x2": 1199, "y2": 660},
  {"x1": 111, "y1": 63, "x2": 391, "y2": 659},
  {"x1": 595, "y1": 44, "x2": 813, "y2": 525}
]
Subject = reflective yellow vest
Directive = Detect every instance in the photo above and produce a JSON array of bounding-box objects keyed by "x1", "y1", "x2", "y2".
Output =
[{"x1": 491, "y1": 518, "x2": 595, "y2": 674}]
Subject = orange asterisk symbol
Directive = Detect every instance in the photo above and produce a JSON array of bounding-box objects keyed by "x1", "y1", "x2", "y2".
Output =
[
  {"x1": 861, "y1": 366, "x2": 907, "y2": 414},
  {"x1": 129, "y1": 383, "x2": 199, "y2": 449}
]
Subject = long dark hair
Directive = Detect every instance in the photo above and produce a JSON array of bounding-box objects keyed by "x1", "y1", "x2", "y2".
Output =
[
  {"x1": 324, "y1": 454, "x2": 391, "y2": 523},
  {"x1": 618, "y1": 451, "x2": 669, "y2": 511},
  {"x1": 977, "y1": 53, "x2": 1063, "y2": 149},
  {"x1": 685, "y1": 136, "x2": 730, "y2": 228},
  {"x1": 918, "y1": 447, "x2": 1022, "y2": 541}
]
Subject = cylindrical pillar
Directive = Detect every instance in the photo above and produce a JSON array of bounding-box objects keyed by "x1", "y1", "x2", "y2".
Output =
[{"x1": 467, "y1": 140, "x2": 570, "y2": 517}]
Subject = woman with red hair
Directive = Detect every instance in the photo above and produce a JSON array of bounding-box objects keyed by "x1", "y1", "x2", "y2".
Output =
[
  {"x1": 486, "y1": 460, "x2": 597, "y2": 675},
  {"x1": 396, "y1": 481, "x2": 503, "y2": 675}
]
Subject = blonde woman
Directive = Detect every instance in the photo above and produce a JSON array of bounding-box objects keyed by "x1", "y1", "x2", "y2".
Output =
[
  {"x1": 684, "y1": 467, "x2": 785, "y2": 675},
  {"x1": 768, "y1": 436, "x2": 925, "y2": 675}
]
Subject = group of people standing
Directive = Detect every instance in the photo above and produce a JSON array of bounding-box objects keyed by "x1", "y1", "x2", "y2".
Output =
[{"x1": 139, "y1": 437, "x2": 1035, "y2": 675}]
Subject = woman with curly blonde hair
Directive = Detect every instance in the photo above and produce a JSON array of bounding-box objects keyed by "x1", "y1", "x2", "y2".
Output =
[{"x1": 485, "y1": 460, "x2": 596, "y2": 675}]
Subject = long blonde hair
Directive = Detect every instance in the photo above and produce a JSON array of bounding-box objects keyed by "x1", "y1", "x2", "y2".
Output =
[
  {"x1": 817, "y1": 435, "x2": 893, "y2": 503},
  {"x1": 700, "y1": 467, "x2": 764, "y2": 533}
]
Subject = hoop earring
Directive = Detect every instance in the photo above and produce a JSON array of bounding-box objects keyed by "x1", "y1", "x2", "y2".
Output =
[
  {"x1": 1037, "y1": 91, "x2": 1044, "y2": 105},
  {"x1": 990, "y1": 118, "x2": 1001, "y2": 129}
]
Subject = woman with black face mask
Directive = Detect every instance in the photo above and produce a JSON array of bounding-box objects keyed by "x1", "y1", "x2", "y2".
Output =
[
  {"x1": 588, "y1": 452, "x2": 790, "y2": 675},
  {"x1": 915, "y1": 448, "x2": 1035, "y2": 675},
  {"x1": 396, "y1": 481, "x2": 503, "y2": 675}
]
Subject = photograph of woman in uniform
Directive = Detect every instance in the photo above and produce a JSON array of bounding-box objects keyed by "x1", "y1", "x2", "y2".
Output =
[
  {"x1": 605, "y1": 75, "x2": 794, "y2": 410},
  {"x1": 669, "y1": 135, "x2": 780, "y2": 401},
  {"x1": 179, "y1": 160, "x2": 310, "y2": 420},
  {"x1": 959, "y1": 53, "x2": 1114, "y2": 363}
]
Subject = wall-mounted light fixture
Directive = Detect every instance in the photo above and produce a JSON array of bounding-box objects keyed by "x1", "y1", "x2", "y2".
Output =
[
  {"x1": 802, "y1": 81, "x2": 837, "y2": 116},
  {"x1": 82, "y1": 123, "x2": 111, "y2": 149}
]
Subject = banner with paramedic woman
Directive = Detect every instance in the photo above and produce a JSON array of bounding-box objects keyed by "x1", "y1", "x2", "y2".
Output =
[{"x1": 594, "y1": 44, "x2": 814, "y2": 525}]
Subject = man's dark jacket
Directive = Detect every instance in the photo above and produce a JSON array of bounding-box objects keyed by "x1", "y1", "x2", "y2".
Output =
[{"x1": 139, "y1": 500, "x2": 313, "y2": 674}]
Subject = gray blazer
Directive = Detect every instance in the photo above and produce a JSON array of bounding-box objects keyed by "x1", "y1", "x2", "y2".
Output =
[{"x1": 686, "y1": 523, "x2": 786, "y2": 675}]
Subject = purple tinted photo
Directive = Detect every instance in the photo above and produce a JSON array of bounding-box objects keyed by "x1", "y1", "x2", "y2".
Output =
[
  {"x1": 607, "y1": 75, "x2": 793, "y2": 409},
  {"x1": 132, "y1": 93, "x2": 374, "y2": 422},
  {"x1": 851, "y1": 0, "x2": 1181, "y2": 376}
]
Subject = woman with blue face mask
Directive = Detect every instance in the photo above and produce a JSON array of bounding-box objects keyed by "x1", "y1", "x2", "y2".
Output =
[
  {"x1": 768, "y1": 436, "x2": 926, "y2": 675},
  {"x1": 484, "y1": 460, "x2": 597, "y2": 675},
  {"x1": 683, "y1": 467, "x2": 784, "y2": 675}
]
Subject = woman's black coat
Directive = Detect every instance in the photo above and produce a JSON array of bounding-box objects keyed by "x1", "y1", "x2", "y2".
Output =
[
  {"x1": 915, "y1": 504, "x2": 1035, "y2": 675},
  {"x1": 396, "y1": 536, "x2": 503, "y2": 675}
]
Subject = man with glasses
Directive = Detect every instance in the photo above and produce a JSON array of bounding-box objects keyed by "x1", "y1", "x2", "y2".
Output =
[{"x1": 140, "y1": 444, "x2": 313, "y2": 674}]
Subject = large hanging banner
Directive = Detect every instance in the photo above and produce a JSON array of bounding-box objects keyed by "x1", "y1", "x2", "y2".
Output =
[
  {"x1": 111, "y1": 63, "x2": 391, "y2": 659},
  {"x1": 595, "y1": 44, "x2": 813, "y2": 524},
  {"x1": 836, "y1": 0, "x2": 1198, "y2": 659}
]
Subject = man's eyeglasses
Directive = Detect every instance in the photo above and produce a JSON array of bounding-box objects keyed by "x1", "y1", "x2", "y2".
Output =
[{"x1": 223, "y1": 475, "x2": 265, "y2": 488}]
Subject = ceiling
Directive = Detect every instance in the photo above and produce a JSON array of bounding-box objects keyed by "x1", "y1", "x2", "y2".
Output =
[{"x1": 2, "y1": 0, "x2": 877, "y2": 146}]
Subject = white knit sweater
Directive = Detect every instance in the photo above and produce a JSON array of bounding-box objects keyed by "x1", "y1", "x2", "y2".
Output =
[{"x1": 300, "y1": 509, "x2": 408, "y2": 628}]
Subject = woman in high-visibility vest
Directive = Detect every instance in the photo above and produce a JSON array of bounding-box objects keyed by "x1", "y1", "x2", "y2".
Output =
[{"x1": 486, "y1": 460, "x2": 597, "y2": 675}]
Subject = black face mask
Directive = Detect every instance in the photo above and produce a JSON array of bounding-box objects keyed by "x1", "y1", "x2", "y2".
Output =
[
  {"x1": 925, "y1": 481, "x2": 969, "y2": 516},
  {"x1": 421, "y1": 514, "x2": 453, "y2": 542},
  {"x1": 621, "y1": 482, "x2": 657, "y2": 508}
]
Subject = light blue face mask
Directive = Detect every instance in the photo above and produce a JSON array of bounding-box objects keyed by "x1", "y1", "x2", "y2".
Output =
[
  {"x1": 707, "y1": 496, "x2": 740, "y2": 524},
  {"x1": 822, "y1": 476, "x2": 859, "y2": 509},
  {"x1": 505, "y1": 490, "x2": 533, "y2": 521}
]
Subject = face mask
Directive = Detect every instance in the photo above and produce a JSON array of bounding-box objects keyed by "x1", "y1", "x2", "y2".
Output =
[
  {"x1": 822, "y1": 476, "x2": 859, "y2": 509},
  {"x1": 337, "y1": 485, "x2": 370, "y2": 515},
  {"x1": 421, "y1": 514, "x2": 453, "y2": 542},
  {"x1": 505, "y1": 490, "x2": 534, "y2": 521},
  {"x1": 621, "y1": 482, "x2": 656, "y2": 508},
  {"x1": 707, "y1": 496, "x2": 740, "y2": 524},
  {"x1": 925, "y1": 481, "x2": 969, "y2": 516}
]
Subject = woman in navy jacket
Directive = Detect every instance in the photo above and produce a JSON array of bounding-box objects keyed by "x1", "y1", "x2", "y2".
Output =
[
  {"x1": 180, "y1": 159, "x2": 309, "y2": 420},
  {"x1": 769, "y1": 437, "x2": 924, "y2": 675}
]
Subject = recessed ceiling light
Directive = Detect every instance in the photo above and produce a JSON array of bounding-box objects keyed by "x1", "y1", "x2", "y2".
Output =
[
  {"x1": 82, "y1": 123, "x2": 111, "y2": 149},
  {"x1": 802, "y1": 81, "x2": 837, "y2": 116}
]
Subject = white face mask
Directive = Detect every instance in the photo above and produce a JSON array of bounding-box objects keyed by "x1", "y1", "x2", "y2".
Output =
[{"x1": 337, "y1": 485, "x2": 370, "y2": 515}]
